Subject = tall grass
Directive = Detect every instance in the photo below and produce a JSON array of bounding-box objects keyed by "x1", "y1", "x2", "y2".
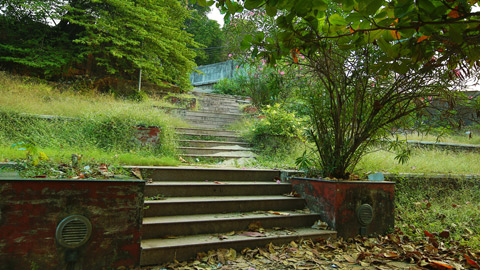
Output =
[
  {"x1": 0, "y1": 72, "x2": 188, "y2": 125},
  {"x1": 356, "y1": 148, "x2": 480, "y2": 175},
  {"x1": 394, "y1": 132, "x2": 480, "y2": 145},
  {"x1": 0, "y1": 72, "x2": 187, "y2": 166}
]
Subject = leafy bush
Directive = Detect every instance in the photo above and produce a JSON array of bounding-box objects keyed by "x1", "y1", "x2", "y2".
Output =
[
  {"x1": 246, "y1": 104, "x2": 305, "y2": 160},
  {"x1": 213, "y1": 77, "x2": 247, "y2": 96},
  {"x1": 251, "y1": 104, "x2": 303, "y2": 139},
  {"x1": 213, "y1": 60, "x2": 301, "y2": 107}
]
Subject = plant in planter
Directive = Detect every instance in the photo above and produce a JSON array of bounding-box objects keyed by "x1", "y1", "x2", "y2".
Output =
[
  {"x1": 205, "y1": 0, "x2": 471, "y2": 238},
  {"x1": 286, "y1": 40, "x2": 456, "y2": 238},
  {"x1": 300, "y1": 42, "x2": 455, "y2": 179}
]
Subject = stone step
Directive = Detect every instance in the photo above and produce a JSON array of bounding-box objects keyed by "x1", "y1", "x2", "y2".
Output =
[
  {"x1": 199, "y1": 106, "x2": 243, "y2": 114},
  {"x1": 192, "y1": 92, "x2": 250, "y2": 102},
  {"x1": 142, "y1": 211, "x2": 320, "y2": 239},
  {"x1": 143, "y1": 196, "x2": 305, "y2": 217},
  {"x1": 175, "y1": 127, "x2": 238, "y2": 137},
  {"x1": 172, "y1": 109, "x2": 243, "y2": 122},
  {"x1": 185, "y1": 110, "x2": 243, "y2": 119},
  {"x1": 126, "y1": 166, "x2": 281, "y2": 181},
  {"x1": 185, "y1": 123, "x2": 235, "y2": 129},
  {"x1": 179, "y1": 146, "x2": 253, "y2": 155},
  {"x1": 178, "y1": 140, "x2": 249, "y2": 148},
  {"x1": 140, "y1": 228, "x2": 336, "y2": 265},
  {"x1": 178, "y1": 133, "x2": 243, "y2": 142},
  {"x1": 181, "y1": 152, "x2": 256, "y2": 159},
  {"x1": 183, "y1": 116, "x2": 241, "y2": 126},
  {"x1": 144, "y1": 181, "x2": 291, "y2": 197}
]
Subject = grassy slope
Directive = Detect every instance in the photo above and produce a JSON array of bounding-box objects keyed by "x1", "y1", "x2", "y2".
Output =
[{"x1": 0, "y1": 72, "x2": 187, "y2": 166}]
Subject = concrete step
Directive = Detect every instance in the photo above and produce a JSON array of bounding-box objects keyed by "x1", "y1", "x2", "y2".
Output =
[
  {"x1": 178, "y1": 140, "x2": 249, "y2": 148},
  {"x1": 142, "y1": 211, "x2": 320, "y2": 239},
  {"x1": 140, "y1": 227, "x2": 336, "y2": 265},
  {"x1": 192, "y1": 92, "x2": 243, "y2": 100},
  {"x1": 181, "y1": 153, "x2": 256, "y2": 159},
  {"x1": 175, "y1": 127, "x2": 238, "y2": 137},
  {"x1": 143, "y1": 196, "x2": 305, "y2": 217},
  {"x1": 192, "y1": 91, "x2": 250, "y2": 103},
  {"x1": 126, "y1": 166, "x2": 281, "y2": 181},
  {"x1": 184, "y1": 110, "x2": 243, "y2": 119},
  {"x1": 179, "y1": 146, "x2": 253, "y2": 155},
  {"x1": 183, "y1": 120, "x2": 238, "y2": 128},
  {"x1": 178, "y1": 133, "x2": 243, "y2": 142},
  {"x1": 199, "y1": 107, "x2": 243, "y2": 114},
  {"x1": 144, "y1": 181, "x2": 291, "y2": 197},
  {"x1": 185, "y1": 123, "x2": 236, "y2": 129},
  {"x1": 183, "y1": 116, "x2": 241, "y2": 126}
]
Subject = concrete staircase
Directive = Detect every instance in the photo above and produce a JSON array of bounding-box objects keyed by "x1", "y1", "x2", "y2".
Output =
[
  {"x1": 175, "y1": 92, "x2": 255, "y2": 160},
  {"x1": 136, "y1": 167, "x2": 336, "y2": 266}
]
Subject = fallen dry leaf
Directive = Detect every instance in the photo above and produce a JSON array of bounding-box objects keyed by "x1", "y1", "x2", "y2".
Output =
[
  {"x1": 439, "y1": 230, "x2": 450, "y2": 239},
  {"x1": 429, "y1": 260, "x2": 455, "y2": 269},
  {"x1": 464, "y1": 254, "x2": 480, "y2": 269},
  {"x1": 217, "y1": 234, "x2": 228, "y2": 240},
  {"x1": 267, "y1": 211, "x2": 290, "y2": 216},
  {"x1": 248, "y1": 221, "x2": 263, "y2": 232},
  {"x1": 238, "y1": 231, "x2": 266, "y2": 237},
  {"x1": 131, "y1": 168, "x2": 143, "y2": 180}
]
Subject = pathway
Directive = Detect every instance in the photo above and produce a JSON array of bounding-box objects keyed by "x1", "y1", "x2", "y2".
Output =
[{"x1": 175, "y1": 91, "x2": 256, "y2": 161}]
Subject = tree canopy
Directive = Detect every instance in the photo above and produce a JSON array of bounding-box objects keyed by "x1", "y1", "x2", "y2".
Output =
[
  {"x1": 210, "y1": 0, "x2": 480, "y2": 75},
  {"x1": 203, "y1": 0, "x2": 477, "y2": 178},
  {"x1": 0, "y1": 0, "x2": 197, "y2": 89},
  {"x1": 185, "y1": 2, "x2": 226, "y2": 66}
]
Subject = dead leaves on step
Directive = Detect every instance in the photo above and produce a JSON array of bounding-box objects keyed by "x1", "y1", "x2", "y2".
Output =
[{"x1": 147, "y1": 230, "x2": 480, "y2": 270}]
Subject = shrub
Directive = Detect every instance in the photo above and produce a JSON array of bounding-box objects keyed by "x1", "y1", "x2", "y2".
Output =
[
  {"x1": 247, "y1": 104, "x2": 304, "y2": 154},
  {"x1": 213, "y1": 60, "x2": 301, "y2": 108}
]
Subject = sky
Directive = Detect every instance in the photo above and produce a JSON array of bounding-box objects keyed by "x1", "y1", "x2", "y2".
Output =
[{"x1": 207, "y1": 6, "x2": 225, "y2": 27}]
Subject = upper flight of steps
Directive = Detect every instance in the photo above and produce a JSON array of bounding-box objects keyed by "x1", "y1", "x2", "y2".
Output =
[
  {"x1": 135, "y1": 166, "x2": 337, "y2": 266},
  {"x1": 175, "y1": 92, "x2": 256, "y2": 160}
]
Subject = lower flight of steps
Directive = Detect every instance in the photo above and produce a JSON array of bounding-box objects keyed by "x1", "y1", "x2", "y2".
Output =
[
  {"x1": 130, "y1": 166, "x2": 337, "y2": 266},
  {"x1": 176, "y1": 127, "x2": 256, "y2": 160}
]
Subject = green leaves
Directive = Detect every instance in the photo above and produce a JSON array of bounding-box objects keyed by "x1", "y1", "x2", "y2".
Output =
[
  {"x1": 244, "y1": 0, "x2": 264, "y2": 10},
  {"x1": 358, "y1": 0, "x2": 383, "y2": 16},
  {"x1": 329, "y1": 14, "x2": 347, "y2": 25},
  {"x1": 240, "y1": 35, "x2": 254, "y2": 50},
  {"x1": 266, "y1": 4, "x2": 277, "y2": 16}
]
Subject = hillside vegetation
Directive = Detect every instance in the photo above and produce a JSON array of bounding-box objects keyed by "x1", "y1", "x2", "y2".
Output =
[{"x1": 0, "y1": 72, "x2": 185, "y2": 167}]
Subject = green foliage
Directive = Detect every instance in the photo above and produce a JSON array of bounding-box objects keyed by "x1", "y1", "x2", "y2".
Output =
[
  {"x1": 213, "y1": 77, "x2": 247, "y2": 96},
  {"x1": 213, "y1": 59, "x2": 301, "y2": 107},
  {"x1": 0, "y1": 0, "x2": 197, "y2": 89},
  {"x1": 215, "y1": 0, "x2": 480, "y2": 72},
  {"x1": 11, "y1": 142, "x2": 48, "y2": 166},
  {"x1": 186, "y1": 2, "x2": 226, "y2": 65},
  {"x1": 300, "y1": 42, "x2": 452, "y2": 178},
  {"x1": 222, "y1": 8, "x2": 278, "y2": 61},
  {"x1": 250, "y1": 104, "x2": 303, "y2": 139}
]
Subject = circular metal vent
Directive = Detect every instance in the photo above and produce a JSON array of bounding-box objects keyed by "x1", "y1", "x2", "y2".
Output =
[
  {"x1": 56, "y1": 215, "x2": 92, "y2": 249},
  {"x1": 356, "y1": 204, "x2": 374, "y2": 226}
]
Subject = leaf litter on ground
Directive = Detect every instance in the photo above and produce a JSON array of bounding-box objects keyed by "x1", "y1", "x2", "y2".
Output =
[{"x1": 142, "y1": 227, "x2": 480, "y2": 270}]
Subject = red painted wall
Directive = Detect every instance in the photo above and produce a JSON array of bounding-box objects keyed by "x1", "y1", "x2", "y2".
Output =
[
  {"x1": 0, "y1": 179, "x2": 144, "y2": 270},
  {"x1": 134, "y1": 126, "x2": 161, "y2": 145},
  {"x1": 291, "y1": 178, "x2": 395, "y2": 239}
]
